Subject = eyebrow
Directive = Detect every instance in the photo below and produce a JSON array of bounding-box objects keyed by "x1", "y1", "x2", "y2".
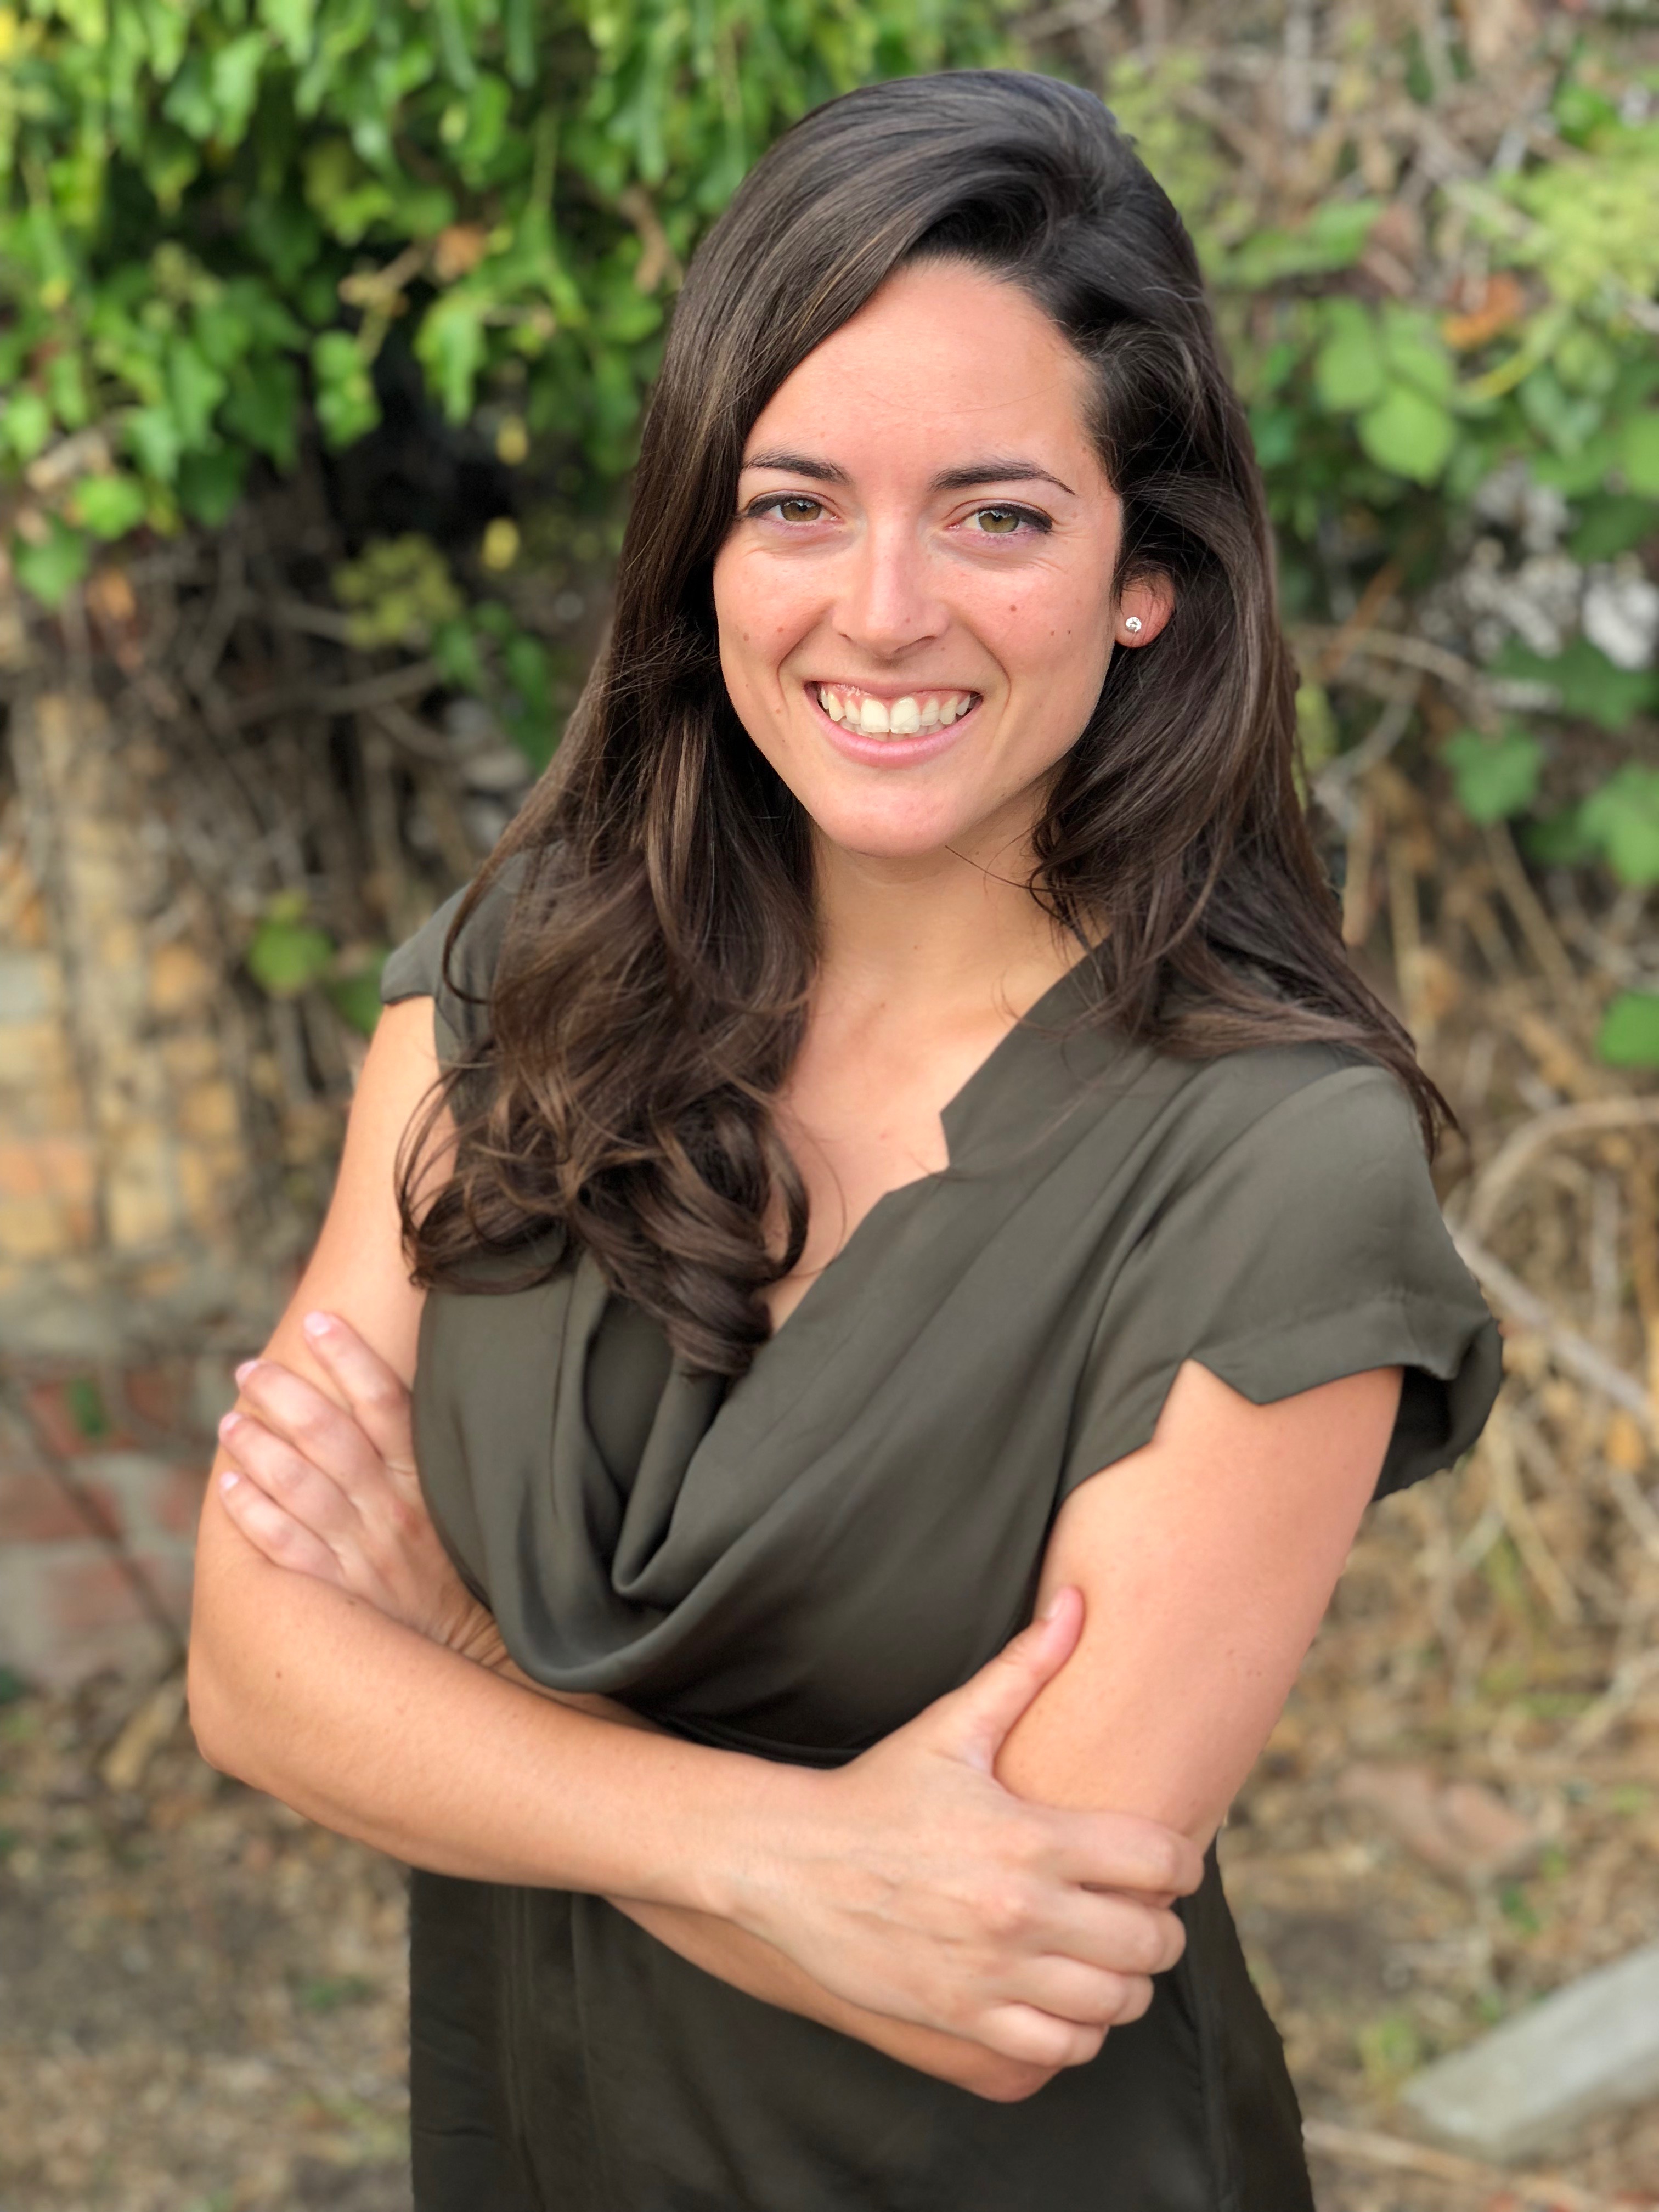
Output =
[{"x1": 741, "y1": 449, "x2": 1076, "y2": 497}]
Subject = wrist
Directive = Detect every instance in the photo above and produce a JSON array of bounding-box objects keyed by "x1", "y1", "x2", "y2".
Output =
[{"x1": 691, "y1": 1756, "x2": 834, "y2": 1932}]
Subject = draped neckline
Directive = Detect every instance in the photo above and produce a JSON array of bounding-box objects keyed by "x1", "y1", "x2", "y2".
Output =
[{"x1": 758, "y1": 938, "x2": 1115, "y2": 1357}]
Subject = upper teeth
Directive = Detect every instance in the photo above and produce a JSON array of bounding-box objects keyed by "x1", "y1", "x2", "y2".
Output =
[{"x1": 815, "y1": 685, "x2": 978, "y2": 736}]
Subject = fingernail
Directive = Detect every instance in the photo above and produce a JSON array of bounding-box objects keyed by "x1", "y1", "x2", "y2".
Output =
[
  {"x1": 218, "y1": 1411, "x2": 241, "y2": 1437},
  {"x1": 234, "y1": 1360, "x2": 258, "y2": 1386},
  {"x1": 1041, "y1": 1590, "x2": 1064, "y2": 1621},
  {"x1": 219, "y1": 1469, "x2": 239, "y2": 1492},
  {"x1": 302, "y1": 1311, "x2": 333, "y2": 1339}
]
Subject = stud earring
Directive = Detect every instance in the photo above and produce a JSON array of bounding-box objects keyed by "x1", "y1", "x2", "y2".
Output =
[{"x1": 1122, "y1": 615, "x2": 1143, "y2": 635}]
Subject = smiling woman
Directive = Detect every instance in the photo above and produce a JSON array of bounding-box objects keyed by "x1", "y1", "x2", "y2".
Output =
[{"x1": 189, "y1": 69, "x2": 1503, "y2": 2212}]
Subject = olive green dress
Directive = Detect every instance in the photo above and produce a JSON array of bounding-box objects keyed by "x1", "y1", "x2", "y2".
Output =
[{"x1": 380, "y1": 867, "x2": 1502, "y2": 2212}]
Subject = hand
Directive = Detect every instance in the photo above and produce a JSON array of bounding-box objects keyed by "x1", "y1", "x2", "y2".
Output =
[
  {"x1": 216, "y1": 1312, "x2": 488, "y2": 1660},
  {"x1": 727, "y1": 1589, "x2": 1203, "y2": 2074},
  {"x1": 219, "y1": 1321, "x2": 1200, "y2": 2067}
]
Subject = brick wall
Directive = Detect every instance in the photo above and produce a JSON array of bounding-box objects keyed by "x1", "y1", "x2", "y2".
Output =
[
  {"x1": 1, "y1": 687, "x2": 313, "y2": 1685},
  {"x1": 0, "y1": 1364, "x2": 239, "y2": 1685}
]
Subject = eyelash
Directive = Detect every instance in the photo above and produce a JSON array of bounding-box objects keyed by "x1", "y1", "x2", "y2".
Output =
[{"x1": 741, "y1": 494, "x2": 1053, "y2": 538}]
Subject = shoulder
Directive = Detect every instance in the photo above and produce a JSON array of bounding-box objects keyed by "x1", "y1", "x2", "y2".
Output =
[
  {"x1": 1118, "y1": 1034, "x2": 1426, "y2": 1206},
  {"x1": 379, "y1": 851, "x2": 534, "y2": 1064}
]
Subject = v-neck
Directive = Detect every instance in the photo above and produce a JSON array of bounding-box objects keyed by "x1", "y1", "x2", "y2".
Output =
[{"x1": 758, "y1": 940, "x2": 1109, "y2": 1355}]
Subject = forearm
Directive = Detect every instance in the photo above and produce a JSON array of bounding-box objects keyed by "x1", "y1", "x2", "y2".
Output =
[
  {"x1": 464, "y1": 1622, "x2": 1047, "y2": 2093},
  {"x1": 611, "y1": 1900, "x2": 1051, "y2": 2101},
  {"x1": 189, "y1": 1506, "x2": 811, "y2": 1911}
]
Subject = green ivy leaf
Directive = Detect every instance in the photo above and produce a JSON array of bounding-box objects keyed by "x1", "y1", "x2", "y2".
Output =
[
  {"x1": 1619, "y1": 411, "x2": 1659, "y2": 496},
  {"x1": 210, "y1": 30, "x2": 270, "y2": 142},
  {"x1": 12, "y1": 521, "x2": 91, "y2": 608},
  {"x1": 311, "y1": 331, "x2": 379, "y2": 448},
  {"x1": 246, "y1": 913, "x2": 336, "y2": 997},
  {"x1": 415, "y1": 291, "x2": 487, "y2": 425},
  {"x1": 71, "y1": 473, "x2": 148, "y2": 540},
  {"x1": 1442, "y1": 725, "x2": 1544, "y2": 823},
  {"x1": 1379, "y1": 306, "x2": 1454, "y2": 406},
  {"x1": 123, "y1": 405, "x2": 184, "y2": 482},
  {"x1": 167, "y1": 340, "x2": 228, "y2": 447},
  {"x1": 1521, "y1": 803, "x2": 1598, "y2": 869},
  {"x1": 1597, "y1": 992, "x2": 1659, "y2": 1068},
  {"x1": 1356, "y1": 384, "x2": 1455, "y2": 485},
  {"x1": 178, "y1": 444, "x2": 246, "y2": 527},
  {"x1": 324, "y1": 966, "x2": 387, "y2": 1037},
  {"x1": 221, "y1": 355, "x2": 301, "y2": 469},
  {"x1": 1492, "y1": 637, "x2": 1659, "y2": 732},
  {"x1": 1581, "y1": 766, "x2": 1659, "y2": 887},
  {"x1": 258, "y1": 0, "x2": 317, "y2": 66},
  {"x1": 1, "y1": 390, "x2": 53, "y2": 464},
  {"x1": 1314, "y1": 301, "x2": 1386, "y2": 413},
  {"x1": 432, "y1": 616, "x2": 485, "y2": 691}
]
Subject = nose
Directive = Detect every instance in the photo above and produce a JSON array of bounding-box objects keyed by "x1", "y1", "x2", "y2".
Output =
[{"x1": 832, "y1": 516, "x2": 948, "y2": 662}]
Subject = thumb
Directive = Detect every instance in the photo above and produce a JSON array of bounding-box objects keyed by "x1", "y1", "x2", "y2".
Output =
[{"x1": 923, "y1": 1587, "x2": 1084, "y2": 1774}]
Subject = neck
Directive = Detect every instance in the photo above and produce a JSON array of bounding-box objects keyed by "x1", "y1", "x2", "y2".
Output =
[{"x1": 810, "y1": 825, "x2": 1080, "y2": 1026}]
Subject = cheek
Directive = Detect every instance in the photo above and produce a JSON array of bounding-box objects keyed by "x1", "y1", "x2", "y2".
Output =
[
  {"x1": 979, "y1": 567, "x2": 1111, "y2": 687},
  {"x1": 713, "y1": 551, "x2": 808, "y2": 696}
]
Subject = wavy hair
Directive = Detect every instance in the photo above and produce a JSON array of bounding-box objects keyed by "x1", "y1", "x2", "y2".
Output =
[{"x1": 398, "y1": 69, "x2": 1449, "y2": 1376}]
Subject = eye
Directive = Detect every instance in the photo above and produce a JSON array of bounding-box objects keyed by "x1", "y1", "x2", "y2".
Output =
[
  {"x1": 748, "y1": 494, "x2": 828, "y2": 524},
  {"x1": 965, "y1": 504, "x2": 1049, "y2": 538}
]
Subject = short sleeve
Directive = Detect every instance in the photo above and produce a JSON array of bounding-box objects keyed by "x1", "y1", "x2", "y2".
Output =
[
  {"x1": 1059, "y1": 1064, "x2": 1503, "y2": 1505},
  {"x1": 379, "y1": 857, "x2": 526, "y2": 1071}
]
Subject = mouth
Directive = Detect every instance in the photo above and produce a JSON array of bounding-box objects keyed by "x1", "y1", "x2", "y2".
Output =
[{"x1": 811, "y1": 681, "x2": 983, "y2": 740}]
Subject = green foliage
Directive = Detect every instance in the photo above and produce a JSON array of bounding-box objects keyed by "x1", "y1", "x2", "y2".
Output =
[
  {"x1": 1578, "y1": 765, "x2": 1659, "y2": 887},
  {"x1": 333, "y1": 534, "x2": 464, "y2": 650},
  {"x1": 246, "y1": 889, "x2": 386, "y2": 1032},
  {"x1": 1, "y1": 0, "x2": 1014, "y2": 595},
  {"x1": 1441, "y1": 725, "x2": 1543, "y2": 823},
  {"x1": 1596, "y1": 992, "x2": 1659, "y2": 1069},
  {"x1": 1108, "y1": 27, "x2": 1659, "y2": 1070}
]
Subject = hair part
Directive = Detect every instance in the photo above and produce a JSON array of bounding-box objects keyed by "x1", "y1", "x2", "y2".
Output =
[{"x1": 399, "y1": 69, "x2": 1451, "y2": 1376}]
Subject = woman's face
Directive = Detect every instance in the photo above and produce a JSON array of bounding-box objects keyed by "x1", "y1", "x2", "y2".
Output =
[{"x1": 711, "y1": 258, "x2": 1170, "y2": 869}]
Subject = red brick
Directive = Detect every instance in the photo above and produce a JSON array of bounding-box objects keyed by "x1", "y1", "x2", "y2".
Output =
[
  {"x1": 0, "y1": 1466, "x2": 122, "y2": 1543},
  {"x1": 23, "y1": 1377, "x2": 135, "y2": 1458},
  {"x1": 33, "y1": 1542, "x2": 191, "y2": 1639},
  {"x1": 148, "y1": 1460, "x2": 208, "y2": 1538},
  {"x1": 123, "y1": 1361, "x2": 193, "y2": 1435},
  {"x1": 0, "y1": 1135, "x2": 95, "y2": 1201}
]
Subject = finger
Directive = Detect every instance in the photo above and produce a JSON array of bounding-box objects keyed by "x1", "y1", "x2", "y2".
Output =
[
  {"x1": 218, "y1": 1468, "x2": 343, "y2": 1585},
  {"x1": 921, "y1": 1588, "x2": 1084, "y2": 1773},
  {"x1": 1052, "y1": 1809, "x2": 1205, "y2": 1903},
  {"x1": 975, "y1": 2002, "x2": 1106, "y2": 2073},
  {"x1": 218, "y1": 1411, "x2": 358, "y2": 1547},
  {"x1": 1023, "y1": 1887, "x2": 1189, "y2": 1980},
  {"x1": 297, "y1": 1312, "x2": 417, "y2": 1477},
  {"x1": 232, "y1": 1364, "x2": 397, "y2": 1510},
  {"x1": 1014, "y1": 1957, "x2": 1152, "y2": 2029}
]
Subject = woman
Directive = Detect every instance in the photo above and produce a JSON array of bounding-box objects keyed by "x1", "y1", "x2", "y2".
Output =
[{"x1": 190, "y1": 69, "x2": 1503, "y2": 2211}]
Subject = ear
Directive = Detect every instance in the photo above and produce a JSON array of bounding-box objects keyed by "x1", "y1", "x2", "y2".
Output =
[{"x1": 1114, "y1": 572, "x2": 1176, "y2": 647}]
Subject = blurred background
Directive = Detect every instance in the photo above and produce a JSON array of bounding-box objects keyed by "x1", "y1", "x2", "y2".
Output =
[{"x1": 1, "y1": 2, "x2": 1657, "y2": 2206}]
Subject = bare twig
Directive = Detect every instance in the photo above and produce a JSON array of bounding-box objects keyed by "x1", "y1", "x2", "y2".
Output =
[
  {"x1": 1453, "y1": 1227, "x2": 1656, "y2": 1439},
  {"x1": 1462, "y1": 1099, "x2": 1659, "y2": 1243},
  {"x1": 225, "y1": 658, "x2": 441, "y2": 730},
  {"x1": 1303, "y1": 2116, "x2": 1649, "y2": 2210}
]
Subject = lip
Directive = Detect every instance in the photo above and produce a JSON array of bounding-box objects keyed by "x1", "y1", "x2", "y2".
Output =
[{"x1": 805, "y1": 681, "x2": 984, "y2": 767}]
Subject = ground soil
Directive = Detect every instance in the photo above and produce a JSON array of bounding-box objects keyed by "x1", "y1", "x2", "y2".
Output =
[{"x1": 3, "y1": 1567, "x2": 1656, "y2": 2212}]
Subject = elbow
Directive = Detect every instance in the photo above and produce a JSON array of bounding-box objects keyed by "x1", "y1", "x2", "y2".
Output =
[
  {"x1": 184, "y1": 1635, "x2": 239, "y2": 1778},
  {"x1": 185, "y1": 1623, "x2": 269, "y2": 1790}
]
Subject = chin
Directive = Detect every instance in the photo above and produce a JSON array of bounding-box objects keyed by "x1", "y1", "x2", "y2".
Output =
[{"x1": 805, "y1": 792, "x2": 983, "y2": 864}]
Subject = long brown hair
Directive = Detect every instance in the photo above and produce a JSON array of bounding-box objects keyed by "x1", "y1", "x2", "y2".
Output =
[{"x1": 399, "y1": 69, "x2": 1448, "y2": 1377}]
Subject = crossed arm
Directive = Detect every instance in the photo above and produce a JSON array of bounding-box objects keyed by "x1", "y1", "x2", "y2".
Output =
[{"x1": 189, "y1": 997, "x2": 1402, "y2": 2099}]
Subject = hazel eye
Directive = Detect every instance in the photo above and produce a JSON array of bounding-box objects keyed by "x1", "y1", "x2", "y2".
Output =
[
  {"x1": 967, "y1": 505, "x2": 1048, "y2": 537},
  {"x1": 753, "y1": 495, "x2": 826, "y2": 524}
]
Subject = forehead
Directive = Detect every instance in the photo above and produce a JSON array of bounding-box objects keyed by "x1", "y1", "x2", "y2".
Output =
[{"x1": 745, "y1": 260, "x2": 1100, "y2": 473}]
